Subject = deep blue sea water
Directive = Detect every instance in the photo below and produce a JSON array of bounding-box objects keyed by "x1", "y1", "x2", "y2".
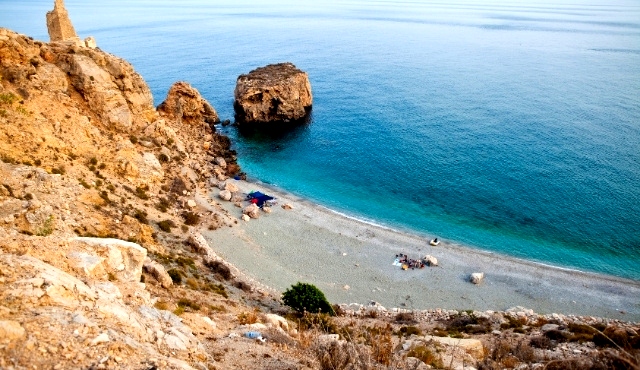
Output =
[{"x1": 3, "y1": 0, "x2": 640, "y2": 280}]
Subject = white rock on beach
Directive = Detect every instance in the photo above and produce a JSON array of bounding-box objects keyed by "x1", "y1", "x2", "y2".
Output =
[
  {"x1": 243, "y1": 204, "x2": 260, "y2": 219},
  {"x1": 423, "y1": 255, "x2": 438, "y2": 267},
  {"x1": 470, "y1": 272, "x2": 484, "y2": 284},
  {"x1": 224, "y1": 181, "x2": 239, "y2": 193},
  {"x1": 219, "y1": 190, "x2": 232, "y2": 201}
]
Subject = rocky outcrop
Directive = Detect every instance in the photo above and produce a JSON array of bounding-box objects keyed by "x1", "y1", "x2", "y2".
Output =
[
  {"x1": 46, "y1": 0, "x2": 77, "y2": 42},
  {"x1": 158, "y1": 81, "x2": 219, "y2": 125},
  {"x1": 233, "y1": 63, "x2": 312, "y2": 125}
]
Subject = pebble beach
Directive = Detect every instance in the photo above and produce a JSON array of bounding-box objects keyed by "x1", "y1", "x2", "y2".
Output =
[{"x1": 201, "y1": 179, "x2": 640, "y2": 322}]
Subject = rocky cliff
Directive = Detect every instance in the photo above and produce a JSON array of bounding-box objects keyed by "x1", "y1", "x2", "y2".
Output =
[{"x1": 233, "y1": 63, "x2": 312, "y2": 126}]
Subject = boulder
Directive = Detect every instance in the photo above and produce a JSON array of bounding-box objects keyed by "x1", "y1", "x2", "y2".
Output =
[
  {"x1": 424, "y1": 335, "x2": 484, "y2": 359},
  {"x1": 70, "y1": 237, "x2": 147, "y2": 283},
  {"x1": 264, "y1": 314, "x2": 289, "y2": 331},
  {"x1": 241, "y1": 214, "x2": 250, "y2": 222},
  {"x1": 423, "y1": 255, "x2": 438, "y2": 267},
  {"x1": 157, "y1": 81, "x2": 219, "y2": 125},
  {"x1": 215, "y1": 157, "x2": 227, "y2": 168},
  {"x1": 243, "y1": 204, "x2": 260, "y2": 219},
  {"x1": 224, "y1": 181, "x2": 239, "y2": 193},
  {"x1": 84, "y1": 36, "x2": 97, "y2": 48},
  {"x1": 470, "y1": 272, "x2": 484, "y2": 285},
  {"x1": 234, "y1": 63, "x2": 312, "y2": 125},
  {"x1": 46, "y1": 0, "x2": 78, "y2": 42},
  {"x1": 143, "y1": 259, "x2": 172, "y2": 289},
  {"x1": 219, "y1": 190, "x2": 232, "y2": 201},
  {"x1": 0, "y1": 320, "x2": 26, "y2": 343}
]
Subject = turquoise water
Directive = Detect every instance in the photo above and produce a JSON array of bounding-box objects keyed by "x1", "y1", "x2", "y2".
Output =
[{"x1": 4, "y1": 0, "x2": 640, "y2": 280}]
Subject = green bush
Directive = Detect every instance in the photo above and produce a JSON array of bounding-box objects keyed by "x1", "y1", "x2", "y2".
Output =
[{"x1": 282, "y1": 282, "x2": 334, "y2": 315}]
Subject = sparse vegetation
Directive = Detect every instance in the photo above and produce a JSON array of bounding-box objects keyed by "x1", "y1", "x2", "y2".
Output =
[
  {"x1": 158, "y1": 219, "x2": 175, "y2": 232},
  {"x1": 167, "y1": 268, "x2": 184, "y2": 284},
  {"x1": 407, "y1": 345, "x2": 443, "y2": 368},
  {"x1": 156, "y1": 197, "x2": 171, "y2": 212},
  {"x1": 51, "y1": 166, "x2": 65, "y2": 175},
  {"x1": 158, "y1": 153, "x2": 169, "y2": 162},
  {"x1": 79, "y1": 178, "x2": 91, "y2": 188},
  {"x1": 0, "y1": 92, "x2": 17, "y2": 105},
  {"x1": 36, "y1": 215, "x2": 55, "y2": 236},
  {"x1": 182, "y1": 211, "x2": 200, "y2": 226},
  {"x1": 177, "y1": 298, "x2": 201, "y2": 312},
  {"x1": 135, "y1": 186, "x2": 149, "y2": 200},
  {"x1": 133, "y1": 209, "x2": 148, "y2": 224},
  {"x1": 238, "y1": 310, "x2": 259, "y2": 325},
  {"x1": 204, "y1": 259, "x2": 232, "y2": 280}
]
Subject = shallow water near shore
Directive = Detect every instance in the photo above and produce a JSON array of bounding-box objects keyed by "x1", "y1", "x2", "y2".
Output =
[{"x1": 4, "y1": 0, "x2": 640, "y2": 280}]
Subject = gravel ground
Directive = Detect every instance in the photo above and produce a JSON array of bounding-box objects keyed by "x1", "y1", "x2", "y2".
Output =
[{"x1": 202, "y1": 179, "x2": 640, "y2": 322}]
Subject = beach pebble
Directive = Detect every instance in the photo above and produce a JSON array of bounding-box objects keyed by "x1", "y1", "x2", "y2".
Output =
[
  {"x1": 282, "y1": 203, "x2": 293, "y2": 210},
  {"x1": 470, "y1": 272, "x2": 484, "y2": 284},
  {"x1": 241, "y1": 214, "x2": 250, "y2": 222},
  {"x1": 343, "y1": 285, "x2": 350, "y2": 290}
]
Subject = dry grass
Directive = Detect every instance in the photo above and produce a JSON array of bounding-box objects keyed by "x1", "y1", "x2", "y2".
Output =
[
  {"x1": 238, "y1": 310, "x2": 259, "y2": 325},
  {"x1": 313, "y1": 339, "x2": 373, "y2": 370}
]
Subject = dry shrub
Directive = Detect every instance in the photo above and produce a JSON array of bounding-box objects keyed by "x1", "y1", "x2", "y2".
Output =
[
  {"x1": 365, "y1": 325, "x2": 393, "y2": 366},
  {"x1": 296, "y1": 313, "x2": 337, "y2": 334},
  {"x1": 512, "y1": 340, "x2": 535, "y2": 363},
  {"x1": 314, "y1": 339, "x2": 373, "y2": 370},
  {"x1": 233, "y1": 280, "x2": 252, "y2": 292},
  {"x1": 204, "y1": 259, "x2": 232, "y2": 280},
  {"x1": 177, "y1": 298, "x2": 201, "y2": 311},
  {"x1": 182, "y1": 211, "x2": 200, "y2": 225},
  {"x1": 480, "y1": 338, "x2": 536, "y2": 369},
  {"x1": 399, "y1": 325, "x2": 422, "y2": 337},
  {"x1": 395, "y1": 312, "x2": 416, "y2": 324},
  {"x1": 444, "y1": 313, "x2": 492, "y2": 334},
  {"x1": 545, "y1": 329, "x2": 571, "y2": 342},
  {"x1": 407, "y1": 345, "x2": 443, "y2": 368},
  {"x1": 530, "y1": 335, "x2": 556, "y2": 350},
  {"x1": 238, "y1": 310, "x2": 259, "y2": 325}
]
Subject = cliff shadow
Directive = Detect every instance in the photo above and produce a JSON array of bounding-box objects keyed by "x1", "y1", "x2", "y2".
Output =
[{"x1": 234, "y1": 111, "x2": 313, "y2": 143}]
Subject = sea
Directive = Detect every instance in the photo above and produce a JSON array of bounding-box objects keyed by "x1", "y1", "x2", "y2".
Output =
[{"x1": 3, "y1": 0, "x2": 640, "y2": 280}]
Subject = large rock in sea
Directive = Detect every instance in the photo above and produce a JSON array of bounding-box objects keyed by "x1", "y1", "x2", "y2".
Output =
[
  {"x1": 158, "y1": 81, "x2": 220, "y2": 125},
  {"x1": 233, "y1": 63, "x2": 312, "y2": 125}
]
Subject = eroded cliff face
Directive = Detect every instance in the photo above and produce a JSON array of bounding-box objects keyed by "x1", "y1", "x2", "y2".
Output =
[
  {"x1": 0, "y1": 28, "x2": 263, "y2": 369},
  {"x1": 233, "y1": 63, "x2": 312, "y2": 125}
]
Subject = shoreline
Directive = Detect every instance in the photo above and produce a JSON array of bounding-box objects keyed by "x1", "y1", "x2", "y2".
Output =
[{"x1": 200, "y1": 178, "x2": 640, "y2": 322}]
